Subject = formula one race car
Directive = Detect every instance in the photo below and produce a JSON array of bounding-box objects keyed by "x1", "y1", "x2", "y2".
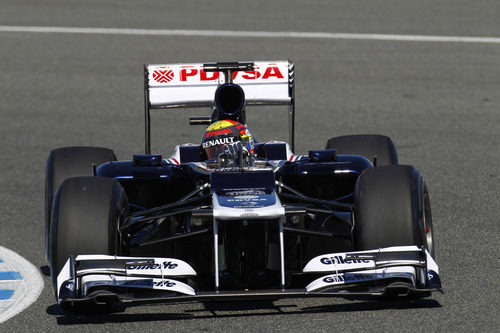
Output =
[{"x1": 45, "y1": 61, "x2": 442, "y2": 312}]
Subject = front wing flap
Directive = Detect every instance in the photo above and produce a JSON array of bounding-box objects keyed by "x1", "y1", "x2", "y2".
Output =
[
  {"x1": 56, "y1": 246, "x2": 441, "y2": 308},
  {"x1": 303, "y1": 246, "x2": 442, "y2": 293},
  {"x1": 57, "y1": 255, "x2": 197, "y2": 302}
]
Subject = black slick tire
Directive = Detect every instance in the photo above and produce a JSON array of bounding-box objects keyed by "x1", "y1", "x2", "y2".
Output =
[
  {"x1": 353, "y1": 165, "x2": 434, "y2": 256},
  {"x1": 45, "y1": 147, "x2": 117, "y2": 261},
  {"x1": 49, "y1": 176, "x2": 128, "y2": 295}
]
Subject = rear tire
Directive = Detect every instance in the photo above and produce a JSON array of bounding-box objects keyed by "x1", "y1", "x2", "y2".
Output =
[
  {"x1": 45, "y1": 147, "x2": 117, "y2": 261},
  {"x1": 326, "y1": 134, "x2": 398, "y2": 166},
  {"x1": 353, "y1": 165, "x2": 434, "y2": 256},
  {"x1": 49, "y1": 176, "x2": 128, "y2": 295}
]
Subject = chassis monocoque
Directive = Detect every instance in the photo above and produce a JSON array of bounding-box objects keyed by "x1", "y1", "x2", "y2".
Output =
[{"x1": 45, "y1": 61, "x2": 441, "y2": 312}]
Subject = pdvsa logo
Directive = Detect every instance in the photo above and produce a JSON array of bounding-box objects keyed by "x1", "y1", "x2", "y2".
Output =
[
  {"x1": 178, "y1": 65, "x2": 284, "y2": 82},
  {"x1": 152, "y1": 67, "x2": 174, "y2": 83}
]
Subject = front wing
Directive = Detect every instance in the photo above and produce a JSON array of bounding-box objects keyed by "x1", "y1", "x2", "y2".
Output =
[{"x1": 57, "y1": 246, "x2": 442, "y2": 309}]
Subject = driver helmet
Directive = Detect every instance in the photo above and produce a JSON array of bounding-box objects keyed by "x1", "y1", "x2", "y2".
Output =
[{"x1": 201, "y1": 120, "x2": 254, "y2": 160}]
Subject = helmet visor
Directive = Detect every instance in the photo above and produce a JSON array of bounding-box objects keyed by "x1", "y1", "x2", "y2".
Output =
[{"x1": 202, "y1": 136, "x2": 240, "y2": 160}]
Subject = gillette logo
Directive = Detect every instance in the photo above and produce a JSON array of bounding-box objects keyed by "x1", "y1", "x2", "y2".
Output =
[
  {"x1": 320, "y1": 256, "x2": 371, "y2": 265},
  {"x1": 123, "y1": 279, "x2": 176, "y2": 288},
  {"x1": 127, "y1": 261, "x2": 179, "y2": 270}
]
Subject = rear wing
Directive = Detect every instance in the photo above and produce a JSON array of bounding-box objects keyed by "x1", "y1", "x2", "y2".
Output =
[{"x1": 144, "y1": 60, "x2": 295, "y2": 153}]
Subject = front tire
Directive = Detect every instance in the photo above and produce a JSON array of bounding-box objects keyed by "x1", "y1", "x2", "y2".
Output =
[
  {"x1": 49, "y1": 176, "x2": 128, "y2": 295},
  {"x1": 45, "y1": 147, "x2": 117, "y2": 262},
  {"x1": 353, "y1": 165, "x2": 434, "y2": 256}
]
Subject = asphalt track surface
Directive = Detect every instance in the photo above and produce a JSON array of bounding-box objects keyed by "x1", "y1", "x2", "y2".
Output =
[{"x1": 0, "y1": 1, "x2": 499, "y2": 332}]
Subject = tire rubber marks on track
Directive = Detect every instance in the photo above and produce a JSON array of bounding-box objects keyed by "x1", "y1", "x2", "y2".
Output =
[
  {"x1": 0, "y1": 25, "x2": 500, "y2": 44},
  {"x1": 0, "y1": 246, "x2": 44, "y2": 324}
]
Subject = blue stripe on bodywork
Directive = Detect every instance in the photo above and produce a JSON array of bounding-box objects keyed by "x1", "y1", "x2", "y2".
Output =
[
  {"x1": 0, "y1": 272, "x2": 22, "y2": 280},
  {"x1": 0, "y1": 290, "x2": 14, "y2": 300}
]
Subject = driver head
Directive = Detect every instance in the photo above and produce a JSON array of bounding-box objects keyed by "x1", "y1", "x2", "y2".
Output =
[{"x1": 201, "y1": 120, "x2": 254, "y2": 161}]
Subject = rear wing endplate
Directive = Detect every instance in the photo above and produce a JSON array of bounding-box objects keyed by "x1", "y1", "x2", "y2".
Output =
[{"x1": 144, "y1": 60, "x2": 295, "y2": 153}]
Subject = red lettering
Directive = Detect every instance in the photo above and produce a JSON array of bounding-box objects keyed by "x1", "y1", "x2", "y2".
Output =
[
  {"x1": 200, "y1": 70, "x2": 219, "y2": 81},
  {"x1": 241, "y1": 71, "x2": 260, "y2": 80},
  {"x1": 180, "y1": 68, "x2": 198, "y2": 81},
  {"x1": 262, "y1": 66, "x2": 284, "y2": 79},
  {"x1": 205, "y1": 128, "x2": 233, "y2": 138}
]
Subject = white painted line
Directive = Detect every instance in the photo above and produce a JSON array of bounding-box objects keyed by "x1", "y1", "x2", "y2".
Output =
[
  {"x1": 0, "y1": 246, "x2": 44, "y2": 324},
  {"x1": 0, "y1": 25, "x2": 500, "y2": 44}
]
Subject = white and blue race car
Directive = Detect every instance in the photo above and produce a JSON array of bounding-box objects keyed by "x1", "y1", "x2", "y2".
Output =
[{"x1": 45, "y1": 61, "x2": 441, "y2": 312}]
